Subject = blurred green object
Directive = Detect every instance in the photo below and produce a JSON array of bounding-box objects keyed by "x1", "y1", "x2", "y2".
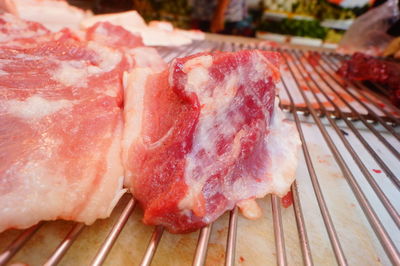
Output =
[
  {"x1": 325, "y1": 29, "x2": 345, "y2": 43},
  {"x1": 131, "y1": 0, "x2": 191, "y2": 28},
  {"x1": 289, "y1": 0, "x2": 367, "y2": 19},
  {"x1": 259, "y1": 18, "x2": 328, "y2": 39}
]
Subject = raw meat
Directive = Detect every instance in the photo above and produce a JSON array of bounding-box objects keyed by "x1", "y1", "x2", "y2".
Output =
[
  {"x1": 86, "y1": 21, "x2": 144, "y2": 50},
  {"x1": 85, "y1": 21, "x2": 166, "y2": 72},
  {"x1": 80, "y1": 11, "x2": 195, "y2": 46},
  {"x1": 0, "y1": 0, "x2": 90, "y2": 32},
  {"x1": 0, "y1": 13, "x2": 50, "y2": 43},
  {"x1": 337, "y1": 52, "x2": 400, "y2": 107},
  {"x1": 123, "y1": 50, "x2": 300, "y2": 233},
  {"x1": 0, "y1": 15, "x2": 129, "y2": 232}
]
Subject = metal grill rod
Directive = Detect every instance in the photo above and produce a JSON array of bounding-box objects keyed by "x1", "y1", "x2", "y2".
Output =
[
  {"x1": 44, "y1": 223, "x2": 85, "y2": 266},
  {"x1": 91, "y1": 197, "x2": 136, "y2": 266},
  {"x1": 192, "y1": 224, "x2": 213, "y2": 266},
  {"x1": 225, "y1": 207, "x2": 238, "y2": 266},
  {"x1": 0, "y1": 223, "x2": 43, "y2": 266},
  {"x1": 281, "y1": 50, "x2": 400, "y2": 265},
  {"x1": 140, "y1": 226, "x2": 164, "y2": 266},
  {"x1": 352, "y1": 82, "x2": 400, "y2": 125},
  {"x1": 291, "y1": 182, "x2": 314, "y2": 266},
  {"x1": 368, "y1": 82, "x2": 392, "y2": 98},
  {"x1": 278, "y1": 61, "x2": 347, "y2": 265},
  {"x1": 271, "y1": 195, "x2": 288, "y2": 266},
  {"x1": 314, "y1": 53, "x2": 400, "y2": 188},
  {"x1": 293, "y1": 49, "x2": 400, "y2": 226}
]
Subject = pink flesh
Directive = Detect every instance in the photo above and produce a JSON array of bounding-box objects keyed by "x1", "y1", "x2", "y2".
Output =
[{"x1": 0, "y1": 14, "x2": 129, "y2": 232}]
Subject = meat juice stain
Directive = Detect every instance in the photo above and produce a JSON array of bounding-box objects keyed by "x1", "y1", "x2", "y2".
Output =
[
  {"x1": 372, "y1": 169, "x2": 382, "y2": 174},
  {"x1": 239, "y1": 256, "x2": 245, "y2": 263},
  {"x1": 340, "y1": 129, "x2": 349, "y2": 136},
  {"x1": 281, "y1": 191, "x2": 293, "y2": 208},
  {"x1": 318, "y1": 158, "x2": 328, "y2": 164},
  {"x1": 377, "y1": 102, "x2": 385, "y2": 108}
]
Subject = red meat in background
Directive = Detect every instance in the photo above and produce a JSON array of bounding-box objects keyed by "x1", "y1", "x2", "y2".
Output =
[{"x1": 337, "y1": 52, "x2": 400, "y2": 107}]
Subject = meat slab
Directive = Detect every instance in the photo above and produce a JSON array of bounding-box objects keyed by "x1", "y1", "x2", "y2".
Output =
[
  {"x1": 123, "y1": 50, "x2": 300, "y2": 233},
  {"x1": 0, "y1": 15, "x2": 134, "y2": 232},
  {"x1": 337, "y1": 52, "x2": 400, "y2": 107}
]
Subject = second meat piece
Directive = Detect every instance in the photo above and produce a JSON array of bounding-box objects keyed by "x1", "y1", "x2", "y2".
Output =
[{"x1": 123, "y1": 50, "x2": 300, "y2": 233}]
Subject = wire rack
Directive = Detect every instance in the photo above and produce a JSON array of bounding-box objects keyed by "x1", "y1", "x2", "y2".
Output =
[{"x1": 0, "y1": 40, "x2": 399, "y2": 266}]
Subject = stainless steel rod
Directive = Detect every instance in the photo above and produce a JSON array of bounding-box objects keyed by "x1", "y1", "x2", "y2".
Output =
[
  {"x1": 140, "y1": 226, "x2": 164, "y2": 266},
  {"x1": 271, "y1": 195, "x2": 288, "y2": 266},
  {"x1": 44, "y1": 223, "x2": 85, "y2": 266},
  {"x1": 279, "y1": 68, "x2": 348, "y2": 266},
  {"x1": 314, "y1": 53, "x2": 400, "y2": 188},
  {"x1": 293, "y1": 49, "x2": 400, "y2": 227},
  {"x1": 291, "y1": 182, "x2": 314, "y2": 266},
  {"x1": 91, "y1": 197, "x2": 136, "y2": 266},
  {"x1": 225, "y1": 207, "x2": 238, "y2": 266},
  {"x1": 192, "y1": 224, "x2": 213, "y2": 266},
  {"x1": 282, "y1": 51, "x2": 400, "y2": 265},
  {"x1": 0, "y1": 223, "x2": 43, "y2": 266}
]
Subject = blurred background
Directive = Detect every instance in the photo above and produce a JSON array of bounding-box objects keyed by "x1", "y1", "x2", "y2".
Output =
[{"x1": 68, "y1": 0, "x2": 398, "y2": 49}]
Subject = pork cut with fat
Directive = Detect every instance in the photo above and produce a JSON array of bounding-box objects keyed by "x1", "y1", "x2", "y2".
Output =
[
  {"x1": 123, "y1": 50, "x2": 300, "y2": 233},
  {"x1": 0, "y1": 15, "x2": 131, "y2": 232}
]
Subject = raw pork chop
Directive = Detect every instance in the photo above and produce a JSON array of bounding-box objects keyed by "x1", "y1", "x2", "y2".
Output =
[
  {"x1": 0, "y1": 16, "x2": 129, "y2": 232},
  {"x1": 123, "y1": 50, "x2": 300, "y2": 233}
]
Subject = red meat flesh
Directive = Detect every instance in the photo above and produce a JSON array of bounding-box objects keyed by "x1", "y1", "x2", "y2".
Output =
[{"x1": 337, "y1": 52, "x2": 400, "y2": 106}]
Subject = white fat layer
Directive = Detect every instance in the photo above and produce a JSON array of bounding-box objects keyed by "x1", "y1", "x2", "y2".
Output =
[
  {"x1": 260, "y1": 99, "x2": 301, "y2": 196},
  {"x1": 0, "y1": 105, "x2": 126, "y2": 231},
  {"x1": 130, "y1": 47, "x2": 166, "y2": 72},
  {"x1": 83, "y1": 121, "x2": 126, "y2": 220},
  {"x1": 182, "y1": 55, "x2": 213, "y2": 73},
  {"x1": 81, "y1": 10, "x2": 147, "y2": 30},
  {"x1": 53, "y1": 61, "x2": 88, "y2": 87},
  {"x1": 0, "y1": 13, "x2": 48, "y2": 42},
  {"x1": 121, "y1": 67, "x2": 151, "y2": 187},
  {"x1": 87, "y1": 42, "x2": 122, "y2": 74},
  {"x1": 6, "y1": 95, "x2": 72, "y2": 120},
  {"x1": 237, "y1": 198, "x2": 262, "y2": 219},
  {"x1": 178, "y1": 188, "x2": 197, "y2": 212},
  {"x1": 14, "y1": 0, "x2": 88, "y2": 32}
]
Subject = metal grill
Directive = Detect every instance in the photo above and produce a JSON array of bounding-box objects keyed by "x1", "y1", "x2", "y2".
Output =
[{"x1": 0, "y1": 40, "x2": 399, "y2": 266}]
